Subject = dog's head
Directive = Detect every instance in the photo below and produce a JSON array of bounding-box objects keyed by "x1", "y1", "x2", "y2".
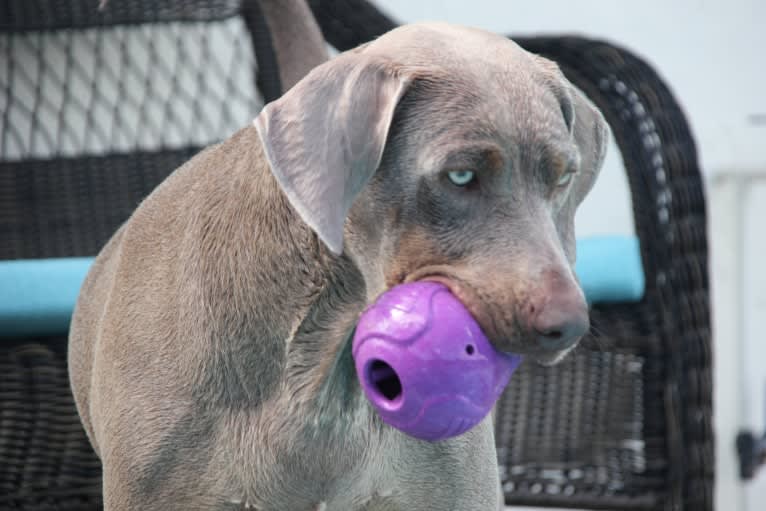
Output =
[{"x1": 255, "y1": 23, "x2": 608, "y2": 365}]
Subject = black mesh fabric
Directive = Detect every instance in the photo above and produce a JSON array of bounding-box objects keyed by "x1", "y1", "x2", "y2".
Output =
[
  {"x1": 0, "y1": 1, "x2": 267, "y2": 260},
  {"x1": 1, "y1": 13, "x2": 261, "y2": 162}
]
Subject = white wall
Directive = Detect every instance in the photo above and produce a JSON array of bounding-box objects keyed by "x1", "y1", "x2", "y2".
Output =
[{"x1": 372, "y1": 1, "x2": 766, "y2": 510}]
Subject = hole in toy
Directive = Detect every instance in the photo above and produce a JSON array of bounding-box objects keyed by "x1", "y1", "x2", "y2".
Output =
[
  {"x1": 368, "y1": 360, "x2": 402, "y2": 402},
  {"x1": 465, "y1": 344, "x2": 475, "y2": 355}
]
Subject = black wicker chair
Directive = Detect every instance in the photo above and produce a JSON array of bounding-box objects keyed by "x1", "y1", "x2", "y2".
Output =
[{"x1": 0, "y1": 1, "x2": 712, "y2": 510}]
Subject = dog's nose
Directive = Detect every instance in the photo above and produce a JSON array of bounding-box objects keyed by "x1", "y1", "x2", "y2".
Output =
[{"x1": 531, "y1": 279, "x2": 589, "y2": 352}]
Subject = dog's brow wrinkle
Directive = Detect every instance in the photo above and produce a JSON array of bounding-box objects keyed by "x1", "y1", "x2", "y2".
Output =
[
  {"x1": 440, "y1": 143, "x2": 505, "y2": 173},
  {"x1": 539, "y1": 145, "x2": 577, "y2": 185}
]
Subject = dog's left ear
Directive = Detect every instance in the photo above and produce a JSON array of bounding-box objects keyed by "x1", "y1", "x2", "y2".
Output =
[
  {"x1": 567, "y1": 85, "x2": 609, "y2": 208},
  {"x1": 541, "y1": 59, "x2": 610, "y2": 261},
  {"x1": 562, "y1": 85, "x2": 609, "y2": 260},
  {"x1": 254, "y1": 52, "x2": 411, "y2": 255}
]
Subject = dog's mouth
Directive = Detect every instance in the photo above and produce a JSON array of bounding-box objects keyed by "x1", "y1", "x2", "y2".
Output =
[
  {"x1": 530, "y1": 347, "x2": 576, "y2": 366},
  {"x1": 400, "y1": 268, "x2": 512, "y2": 351},
  {"x1": 399, "y1": 268, "x2": 581, "y2": 365},
  {"x1": 401, "y1": 270, "x2": 477, "y2": 312}
]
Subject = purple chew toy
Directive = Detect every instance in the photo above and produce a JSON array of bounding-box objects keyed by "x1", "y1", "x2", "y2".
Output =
[{"x1": 352, "y1": 281, "x2": 522, "y2": 442}]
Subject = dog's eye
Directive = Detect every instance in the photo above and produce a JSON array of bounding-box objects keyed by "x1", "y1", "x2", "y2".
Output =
[
  {"x1": 556, "y1": 171, "x2": 575, "y2": 188},
  {"x1": 447, "y1": 170, "x2": 476, "y2": 186}
]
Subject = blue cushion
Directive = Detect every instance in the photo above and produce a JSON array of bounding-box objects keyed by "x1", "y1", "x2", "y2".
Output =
[
  {"x1": 575, "y1": 236, "x2": 645, "y2": 305},
  {"x1": 0, "y1": 236, "x2": 645, "y2": 337},
  {"x1": 0, "y1": 258, "x2": 93, "y2": 338}
]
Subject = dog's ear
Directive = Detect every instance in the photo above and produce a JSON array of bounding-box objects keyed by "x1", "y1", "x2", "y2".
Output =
[
  {"x1": 254, "y1": 53, "x2": 411, "y2": 255},
  {"x1": 559, "y1": 84, "x2": 609, "y2": 260},
  {"x1": 539, "y1": 59, "x2": 609, "y2": 260},
  {"x1": 567, "y1": 85, "x2": 609, "y2": 208}
]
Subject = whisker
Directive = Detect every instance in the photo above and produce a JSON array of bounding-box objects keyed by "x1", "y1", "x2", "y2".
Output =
[{"x1": 583, "y1": 323, "x2": 608, "y2": 352}]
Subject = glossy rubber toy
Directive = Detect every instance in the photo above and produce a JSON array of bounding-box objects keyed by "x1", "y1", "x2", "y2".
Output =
[{"x1": 352, "y1": 281, "x2": 522, "y2": 442}]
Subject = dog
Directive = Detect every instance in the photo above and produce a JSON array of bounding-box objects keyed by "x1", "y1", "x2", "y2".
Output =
[{"x1": 68, "y1": 9, "x2": 608, "y2": 511}]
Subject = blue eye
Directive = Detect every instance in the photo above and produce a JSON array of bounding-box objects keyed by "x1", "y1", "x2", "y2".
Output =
[
  {"x1": 447, "y1": 170, "x2": 476, "y2": 186},
  {"x1": 556, "y1": 172, "x2": 574, "y2": 187}
]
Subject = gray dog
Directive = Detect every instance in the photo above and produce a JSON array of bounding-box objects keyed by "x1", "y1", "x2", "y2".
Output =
[{"x1": 68, "y1": 9, "x2": 608, "y2": 511}]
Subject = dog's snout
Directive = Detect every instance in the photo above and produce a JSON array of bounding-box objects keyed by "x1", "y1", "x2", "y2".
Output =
[{"x1": 530, "y1": 274, "x2": 589, "y2": 352}]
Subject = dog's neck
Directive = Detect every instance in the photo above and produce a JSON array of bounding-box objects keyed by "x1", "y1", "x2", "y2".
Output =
[
  {"x1": 282, "y1": 250, "x2": 377, "y2": 434},
  {"x1": 190, "y1": 128, "x2": 375, "y2": 429}
]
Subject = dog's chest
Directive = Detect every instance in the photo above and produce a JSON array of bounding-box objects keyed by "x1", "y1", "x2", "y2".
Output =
[
  {"x1": 225, "y1": 407, "x2": 401, "y2": 510},
  {"x1": 232, "y1": 487, "x2": 400, "y2": 511},
  {"x1": 232, "y1": 454, "x2": 400, "y2": 510}
]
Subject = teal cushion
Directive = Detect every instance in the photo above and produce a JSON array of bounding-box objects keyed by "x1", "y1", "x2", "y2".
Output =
[
  {"x1": 0, "y1": 258, "x2": 93, "y2": 338},
  {"x1": 0, "y1": 235, "x2": 644, "y2": 337},
  {"x1": 575, "y1": 236, "x2": 645, "y2": 305}
]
